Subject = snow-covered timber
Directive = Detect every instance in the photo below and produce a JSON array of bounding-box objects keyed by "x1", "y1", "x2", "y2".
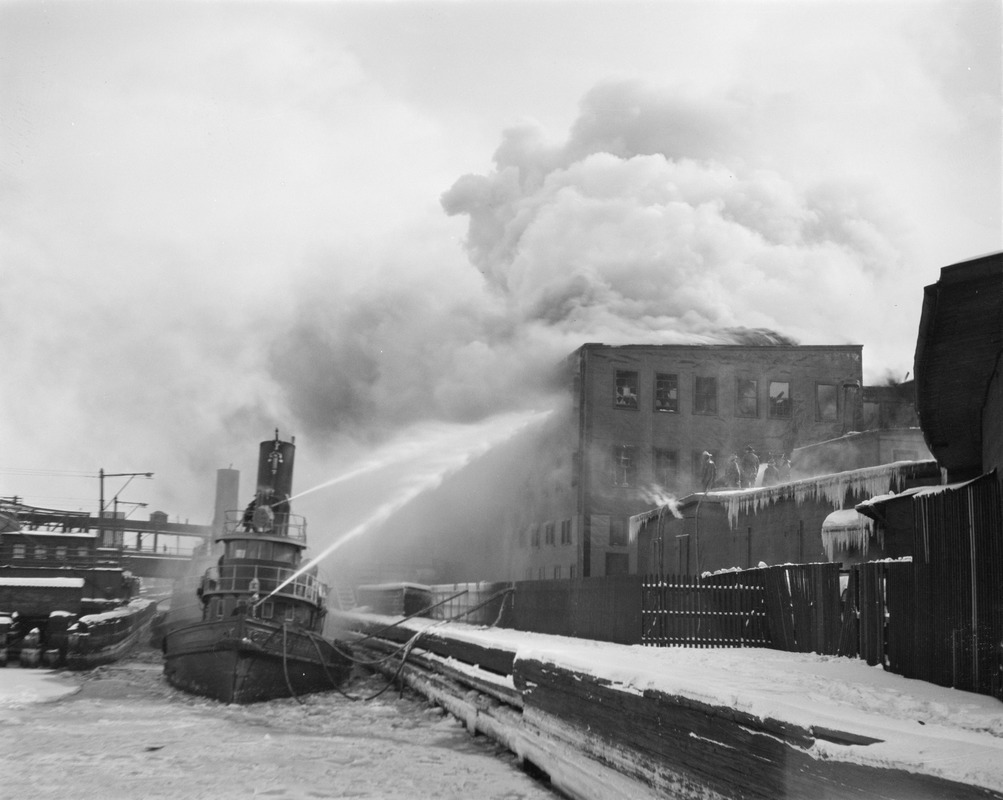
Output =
[{"x1": 340, "y1": 611, "x2": 1001, "y2": 800}]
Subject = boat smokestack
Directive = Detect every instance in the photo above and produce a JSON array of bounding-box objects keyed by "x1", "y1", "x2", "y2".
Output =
[{"x1": 257, "y1": 430, "x2": 296, "y2": 511}]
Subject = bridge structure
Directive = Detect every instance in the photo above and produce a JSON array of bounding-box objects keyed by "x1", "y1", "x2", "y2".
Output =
[{"x1": 0, "y1": 498, "x2": 214, "y2": 579}]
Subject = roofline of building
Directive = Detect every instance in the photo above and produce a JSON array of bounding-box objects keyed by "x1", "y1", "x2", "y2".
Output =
[
  {"x1": 573, "y1": 342, "x2": 863, "y2": 354},
  {"x1": 792, "y1": 427, "x2": 925, "y2": 453}
]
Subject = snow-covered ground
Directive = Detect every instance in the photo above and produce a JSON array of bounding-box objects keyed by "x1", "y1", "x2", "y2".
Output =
[
  {"x1": 0, "y1": 648, "x2": 560, "y2": 800},
  {"x1": 342, "y1": 614, "x2": 1003, "y2": 794}
]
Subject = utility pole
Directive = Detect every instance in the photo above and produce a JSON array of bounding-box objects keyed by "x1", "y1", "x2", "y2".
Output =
[{"x1": 98, "y1": 470, "x2": 153, "y2": 547}]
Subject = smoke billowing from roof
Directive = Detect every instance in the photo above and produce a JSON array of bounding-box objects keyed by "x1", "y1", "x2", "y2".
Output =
[{"x1": 278, "y1": 79, "x2": 903, "y2": 453}]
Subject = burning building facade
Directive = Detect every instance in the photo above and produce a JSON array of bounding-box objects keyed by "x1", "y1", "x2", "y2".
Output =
[{"x1": 509, "y1": 342, "x2": 865, "y2": 579}]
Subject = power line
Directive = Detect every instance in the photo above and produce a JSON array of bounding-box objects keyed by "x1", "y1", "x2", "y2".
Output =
[{"x1": 0, "y1": 468, "x2": 98, "y2": 478}]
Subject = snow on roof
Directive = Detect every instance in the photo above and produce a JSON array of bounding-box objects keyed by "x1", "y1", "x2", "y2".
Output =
[
  {"x1": 855, "y1": 473, "x2": 991, "y2": 522},
  {"x1": 0, "y1": 577, "x2": 84, "y2": 588},
  {"x1": 357, "y1": 582, "x2": 431, "y2": 592},
  {"x1": 821, "y1": 508, "x2": 870, "y2": 529},
  {"x1": 820, "y1": 509, "x2": 877, "y2": 561},
  {"x1": 631, "y1": 460, "x2": 941, "y2": 531},
  {"x1": 77, "y1": 597, "x2": 155, "y2": 625}
]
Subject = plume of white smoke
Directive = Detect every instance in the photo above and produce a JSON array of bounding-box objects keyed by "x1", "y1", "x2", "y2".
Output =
[
  {"x1": 438, "y1": 79, "x2": 905, "y2": 357},
  {"x1": 279, "y1": 80, "x2": 910, "y2": 448}
]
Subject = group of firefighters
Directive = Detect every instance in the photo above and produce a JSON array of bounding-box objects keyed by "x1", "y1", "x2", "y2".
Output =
[{"x1": 700, "y1": 446, "x2": 792, "y2": 492}]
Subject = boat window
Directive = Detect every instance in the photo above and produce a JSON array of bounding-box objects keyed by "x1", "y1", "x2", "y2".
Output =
[
  {"x1": 228, "y1": 540, "x2": 250, "y2": 560},
  {"x1": 273, "y1": 545, "x2": 297, "y2": 564},
  {"x1": 222, "y1": 597, "x2": 236, "y2": 617},
  {"x1": 284, "y1": 606, "x2": 295, "y2": 622},
  {"x1": 260, "y1": 601, "x2": 273, "y2": 619}
]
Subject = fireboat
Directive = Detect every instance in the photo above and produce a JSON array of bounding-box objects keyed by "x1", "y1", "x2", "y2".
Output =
[{"x1": 163, "y1": 431, "x2": 352, "y2": 703}]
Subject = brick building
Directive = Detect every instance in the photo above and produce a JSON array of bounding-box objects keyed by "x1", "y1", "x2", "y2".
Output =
[{"x1": 509, "y1": 342, "x2": 865, "y2": 579}]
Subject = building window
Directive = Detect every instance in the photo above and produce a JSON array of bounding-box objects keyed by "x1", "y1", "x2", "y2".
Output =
[
  {"x1": 816, "y1": 383, "x2": 838, "y2": 421},
  {"x1": 736, "y1": 378, "x2": 759, "y2": 418},
  {"x1": 569, "y1": 565, "x2": 577, "y2": 579},
  {"x1": 654, "y1": 373, "x2": 678, "y2": 413},
  {"x1": 517, "y1": 526, "x2": 526, "y2": 548},
  {"x1": 530, "y1": 525, "x2": 540, "y2": 548},
  {"x1": 653, "y1": 448, "x2": 678, "y2": 487},
  {"x1": 538, "y1": 567, "x2": 545, "y2": 580},
  {"x1": 614, "y1": 371, "x2": 639, "y2": 408},
  {"x1": 34, "y1": 546, "x2": 47, "y2": 559},
  {"x1": 553, "y1": 565, "x2": 562, "y2": 579},
  {"x1": 56, "y1": 547, "x2": 67, "y2": 560},
  {"x1": 610, "y1": 518, "x2": 628, "y2": 547},
  {"x1": 77, "y1": 546, "x2": 88, "y2": 559},
  {"x1": 12, "y1": 544, "x2": 25, "y2": 559},
  {"x1": 544, "y1": 522, "x2": 556, "y2": 546},
  {"x1": 560, "y1": 519, "x2": 572, "y2": 545},
  {"x1": 694, "y1": 376, "x2": 718, "y2": 415},
  {"x1": 611, "y1": 445, "x2": 637, "y2": 487},
  {"x1": 769, "y1": 381, "x2": 791, "y2": 418}
]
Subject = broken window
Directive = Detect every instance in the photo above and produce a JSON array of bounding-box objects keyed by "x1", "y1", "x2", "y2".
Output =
[
  {"x1": 736, "y1": 378, "x2": 759, "y2": 417},
  {"x1": 694, "y1": 376, "x2": 718, "y2": 415},
  {"x1": 816, "y1": 383, "x2": 838, "y2": 421},
  {"x1": 654, "y1": 373, "x2": 679, "y2": 412},
  {"x1": 611, "y1": 445, "x2": 637, "y2": 487},
  {"x1": 614, "y1": 370, "x2": 639, "y2": 408},
  {"x1": 769, "y1": 381, "x2": 791, "y2": 418}
]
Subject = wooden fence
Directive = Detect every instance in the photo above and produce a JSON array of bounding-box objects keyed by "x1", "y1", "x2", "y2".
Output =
[
  {"x1": 844, "y1": 472, "x2": 1003, "y2": 699},
  {"x1": 640, "y1": 573, "x2": 769, "y2": 647},
  {"x1": 506, "y1": 575, "x2": 642, "y2": 645}
]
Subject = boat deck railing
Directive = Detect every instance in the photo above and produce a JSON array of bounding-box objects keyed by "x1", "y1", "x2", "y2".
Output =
[
  {"x1": 221, "y1": 511, "x2": 307, "y2": 543},
  {"x1": 200, "y1": 564, "x2": 326, "y2": 606}
]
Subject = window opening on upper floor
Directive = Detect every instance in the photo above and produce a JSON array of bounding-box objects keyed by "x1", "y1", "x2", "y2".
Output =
[
  {"x1": 614, "y1": 370, "x2": 639, "y2": 409},
  {"x1": 694, "y1": 376, "x2": 718, "y2": 415},
  {"x1": 654, "y1": 373, "x2": 679, "y2": 412},
  {"x1": 769, "y1": 381, "x2": 791, "y2": 418}
]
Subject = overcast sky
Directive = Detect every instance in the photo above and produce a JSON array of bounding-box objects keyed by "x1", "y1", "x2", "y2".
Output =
[{"x1": 1, "y1": 0, "x2": 999, "y2": 532}]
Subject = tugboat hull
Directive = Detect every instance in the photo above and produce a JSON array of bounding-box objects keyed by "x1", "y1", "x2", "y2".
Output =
[{"x1": 163, "y1": 617, "x2": 351, "y2": 704}]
